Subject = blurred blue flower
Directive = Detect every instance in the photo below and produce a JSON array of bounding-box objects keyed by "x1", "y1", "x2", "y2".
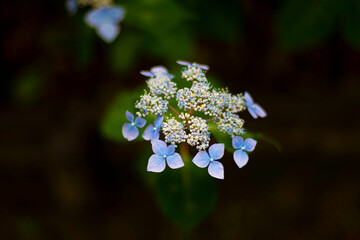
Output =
[
  {"x1": 143, "y1": 115, "x2": 163, "y2": 142},
  {"x1": 232, "y1": 136, "x2": 257, "y2": 168},
  {"x1": 147, "y1": 140, "x2": 184, "y2": 172},
  {"x1": 122, "y1": 111, "x2": 146, "y2": 141},
  {"x1": 66, "y1": 0, "x2": 78, "y2": 16},
  {"x1": 192, "y1": 143, "x2": 225, "y2": 179},
  {"x1": 244, "y1": 92, "x2": 267, "y2": 119},
  {"x1": 84, "y1": 5, "x2": 125, "y2": 43},
  {"x1": 140, "y1": 66, "x2": 174, "y2": 78}
]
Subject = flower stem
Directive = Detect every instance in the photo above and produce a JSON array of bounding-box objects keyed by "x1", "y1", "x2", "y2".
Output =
[
  {"x1": 179, "y1": 142, "x2": 191, "y2": 186},
  {"x1": 168, "y1": 104, "x2": 180, "y2": 116}
]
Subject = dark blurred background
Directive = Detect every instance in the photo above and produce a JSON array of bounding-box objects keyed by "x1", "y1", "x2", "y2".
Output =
[{"x1": 1, "y1": 0, "x2": 360, "y2": 239}]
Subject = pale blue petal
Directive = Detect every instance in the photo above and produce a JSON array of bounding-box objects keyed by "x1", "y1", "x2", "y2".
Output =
[
  {"x1": 197, "y1": 64, "x2": 209, "y2": 71},
  {"x1": 142, "y1": 124, "x2": 155, "y2": 141},
  {"x1": 166, "y1": 145, "x2": 175, "y2": 156},
  {"x1": 154, "y1": 115, "x2": 163, "y2": 129},
  {"x1": 177, "y1": 60, "x2": 190, "y2": 66},
  {"x1": 208, "y1": 161, "x2": 224, "y2": 179},
  {"x1": 150, "y1": 66, "x2": 168, "y2": 74},
  {"x1": 232, "y1": 136, "x2": 244, "y2": 149},
  {"x1": 209, "y1": 143, "x2": 224, "y2": 160},
  {"x1": 147, "y1": 154, "x2": 166, "y2": 173},
  {"x1": 244, "y1": 92, "x2": 254, "y2": 105},
  {"x1": 192, "y1": 151, "x2": 210, "y2": 168},
  {"x1": 150, "y1": 131, "x2": 160, "y2": 143},
  {"x1": 134, "y1": 116, "x2": 146, "y2": 128},
  {"x1": 244, "y1": 138, "x2": 257, "y2": 152},
  {"x1": 166, "y1": 153, "x2": 184, "y2": 169},
  {"x1": 106, "y1": 6, "x2": 126, "y2": 23},
  {"x1": 126, "y1": 111, "x2": 134, "y2": 122},
  {"x1": 252, "y1": 104, "x2": 267, "y2": 118},
  {"x1": 122, "y1": 123, "x2": 138, "y2": 141},
  {"x1": 97, "y1": 23, "x2": 119, "y2": 43},
  {"x1": 140, "y1": 71, "x2": 155, "y2": 77},
  {"x1": 152, "y1": 140, "x2": 167, "y2": 156},
  {"x1": 248, "y1": 107, "x2": 259, "y2": 119},
  {"x1": 234, "y1": 150, "x2": 249, "y2": 168},
  {"x1": 85, "y1": 8, "x2": 104, "y2": 27}
]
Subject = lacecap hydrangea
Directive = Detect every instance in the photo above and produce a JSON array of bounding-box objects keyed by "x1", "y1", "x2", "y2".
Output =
[{"x1": 122, "y1": 61, "x2": 267, "y2": 179}]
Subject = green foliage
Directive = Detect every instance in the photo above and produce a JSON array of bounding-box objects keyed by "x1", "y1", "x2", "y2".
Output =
[
  {"x1": 100, "y1": 88, "x2": 144, "y2": 142},
  {"x1": 138, "y1": 147, "x2": 218, "y2": 231},
  {"x1": 123, "y1": 0, "x2": 194, "y2": 60},
  {"x1": 276, "y1": 0, "x2": 360, "y2": 51},
  {"x1": 109, "y1": 33, "x2": 143, "y2": 73}
]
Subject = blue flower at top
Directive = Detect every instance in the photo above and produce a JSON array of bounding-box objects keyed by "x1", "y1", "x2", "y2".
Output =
[
  {"x1": 176, "y1": 60, "x2": 209, "y2": 71},
  {"x1": 122, "y1": 111, "x2": 146, "y2": 141},
  {"x1": 244, "y1": 92, "x2": 267, "y2": 119},
  {"x1": 66, "y1": 0, "x2": 78, "y2": 16},
  {"x1": 232, "y1": 137, "x2": 257, "y2": 168},
  {"x1": 140, "y1": 66, "x2": 174, "y2": 78},
  {"x1": 147, "y1": 140, "x2": 184, "y2": 172},
  {"x1": 192, "y1": 143, "x2": 225, "y2": 179},
  {"x1": 85, "y1": 6, "x2": 125, "y2": 43},
  {"x1": 142, "y1": 115, "x2": 163, "y2": 142}
]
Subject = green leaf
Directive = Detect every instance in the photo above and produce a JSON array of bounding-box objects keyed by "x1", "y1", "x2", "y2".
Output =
[
  {"x1": 124, "y1": 0, "x2": 194, "y2": 60},
  {"x1": 138, "y1": 148, "x2": 218, "y2": 231},
  {"x1": 340, "y1": 0, "x2": 360, "y2": 51},
  {"x1": 108, "y1": 33, "x2": 143, "y2": 73},
  {"x1": 100, "y1": 89, "x2": 143, "y2": 142},
  {"x1": 276, "y1": 0, "x2": 336, "y2": 51}
]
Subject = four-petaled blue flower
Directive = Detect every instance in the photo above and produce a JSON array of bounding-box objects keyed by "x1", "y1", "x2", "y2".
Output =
[
  {"x1": 244, "y1": 92, "x2": 267, "y2": 119},
  {"x1": 122, "y1": 111, "x2": 146, "y2": 141},
  {"x1": 232, "y1": 137, "x2": 257, "y2": 168},
  {"x1": 85, "y1": 6, "x2": 125, "y2": 43},
  {"x1": 177, "y1": 60, "x2": 209, "y2": 70},
  {"x1": 143, "y1": 115, "x2": 163, "y2": 142},
  {"x1": 140, "y1": 66, "x2": 174, "y2": 78},
  {"x1": 193, "y1": 143, "x2": 225, "y2": 179},
  {"x1": 147, "y1": 140, "x2": 184, "y2": 172}
]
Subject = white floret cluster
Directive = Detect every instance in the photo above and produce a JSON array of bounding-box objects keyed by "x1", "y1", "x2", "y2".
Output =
[
  {"x1": 147, "y1": 73, "x2": 177, "y2": 99},
  {"x1": 161, "y1": 117, "x2": 187, "y2": 145},
  {"x1": 186, "y1": 116, "x2": 210, "y2": 151},
  {"x1": 181, "y1": 64, "x2": 207, "y2": 82},
  {"x1": 135, "y1": 91, "x2": 168, "y2": 117}
]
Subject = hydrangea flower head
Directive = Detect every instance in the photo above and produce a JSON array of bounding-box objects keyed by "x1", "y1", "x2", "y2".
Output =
[
  {"x1": 122, "y1": 111, "x2": 146, "y2": 141},
  {"x1": 121, "y1": 61, "x2": 267, "y2": 179},
  {"x1": 147, "y1": 140, "x2": 184, "y2": 172},
  {"x1": 193, "y1": 143, "x2": 225, "y2": 179},
  {"x1": 85, "y1": 6, "x2": 125, "y2": 42},
  {"x1": 232, "y1": 137, "x2": 257, "y2": 168}
]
